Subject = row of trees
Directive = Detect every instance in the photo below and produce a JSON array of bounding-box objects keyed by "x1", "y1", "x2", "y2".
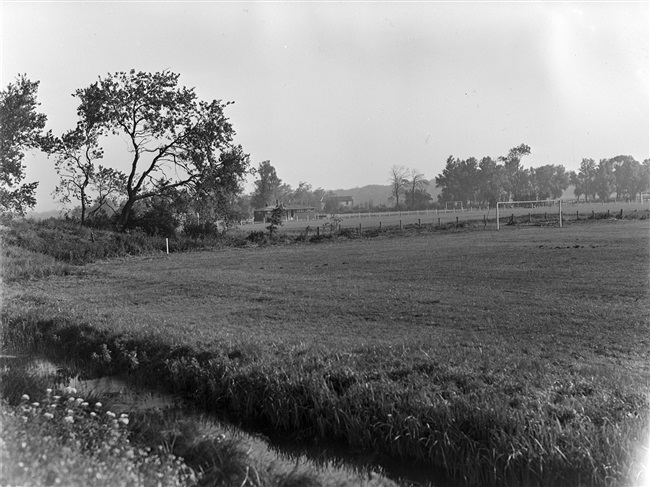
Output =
[
  {"x1": 1, "y1": 71, "x2": 251, "y2": 230},
  {"x1": 2, "y1": 74, "x2": 648, "y2": 228},
  {"x1": 434, "y1": 144, "x2": 650, "y2": 206},
  {"x1": 571, "y1": 156, "x2": 649, "y2": 202}
]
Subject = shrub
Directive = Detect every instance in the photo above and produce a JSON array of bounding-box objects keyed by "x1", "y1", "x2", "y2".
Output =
[{"x1": 246, "y1": 230, "x2": 267, "y2": 245}]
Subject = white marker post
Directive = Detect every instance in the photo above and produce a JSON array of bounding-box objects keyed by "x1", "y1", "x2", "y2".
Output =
[{"x1": 166, "y1": 238, "x2": 169, "y2": 255}]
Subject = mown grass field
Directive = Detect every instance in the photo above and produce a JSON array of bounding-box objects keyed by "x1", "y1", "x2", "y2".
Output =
[{"x1": 3, "y1": 218, "x2": 650, "y2": 486}]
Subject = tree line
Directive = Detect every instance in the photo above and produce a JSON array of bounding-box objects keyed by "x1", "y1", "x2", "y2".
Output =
[
  {"x1": 433, "y1": 144, "x2": 649, "y2": 207},
  {"x1": 2, "y1": 73, "x2": 648, "y2": 232}
]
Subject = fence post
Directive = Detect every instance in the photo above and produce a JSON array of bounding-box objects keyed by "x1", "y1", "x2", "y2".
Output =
[
  {"x1": 166, "y1": 238, "x2": 169, "y2": 255},
  {"x1": 418, "y1": 218, "x2": 421, "y2": 228},
  {"x1": 358, "y1": 223, "x2": 362, "y2": 234},
  {"x1": 317, "y1": 226, "x2": 320, "y2": 237},
  {"x1": 456, "y1": 216, "x2": 459, "y2": 228},
  {"x1": 483, "y1": 215, "x2": 486, "y2": 227},
  {"x1": 399, "y1": 220, "x2": 402, "y2": 230},
  {"x1": 620, "y1": 209, "x2": 623, "y2": 219},
  {"x1": 379, "y1": 221, "x2": 382, "y2": 230},
  {"x1": 528, "y1": 213, "x2": 531, "y2": 223},
  {"x1": 438, "y1": 217, "x2": 441, "y2": 228},
  {"x1": 592, "y1": 210, "x2": 595, "y2": 219},
  {"x1": 576, "y1": 210, "x2": 579, "y2": 220}
]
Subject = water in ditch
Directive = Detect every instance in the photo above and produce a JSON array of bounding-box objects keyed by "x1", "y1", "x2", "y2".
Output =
[{"x1": 9, "y1": 356, "x2": 456, "y2": 487}]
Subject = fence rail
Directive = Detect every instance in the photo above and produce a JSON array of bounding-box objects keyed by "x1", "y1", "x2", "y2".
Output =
[{"x1": 248, "y1": 201, "x2": 650, "y2": 235}]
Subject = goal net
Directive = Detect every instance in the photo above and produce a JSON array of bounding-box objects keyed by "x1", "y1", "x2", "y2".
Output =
[{"x1": 496, "y1": 199, "x2": 563, "y2": 230}]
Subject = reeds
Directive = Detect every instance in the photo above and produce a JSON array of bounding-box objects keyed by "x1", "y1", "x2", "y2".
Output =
[{"x1": 5, "y1": 308, "x2": 646, "y2": 487}]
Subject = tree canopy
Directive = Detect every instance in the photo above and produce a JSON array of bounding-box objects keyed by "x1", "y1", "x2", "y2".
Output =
[
  {"x1": 0, "y1": 75, "x2": 47, "y2": 214},
  {"x1": 435, "y1": 145, "x2": 570, "y2": 206},
  {"x1": 72, "y1": 70, "x2": 250, "y2": 228}
]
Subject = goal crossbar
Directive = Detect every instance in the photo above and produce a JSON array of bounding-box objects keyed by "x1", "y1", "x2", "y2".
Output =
[{"x1": 496, "y1": 199, "x2": 563, "y2": 230}]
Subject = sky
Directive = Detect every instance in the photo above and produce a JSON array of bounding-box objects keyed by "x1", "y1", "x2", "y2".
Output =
[{"x1": 1, "y1": 1, "x2": 648, "y2": 212}]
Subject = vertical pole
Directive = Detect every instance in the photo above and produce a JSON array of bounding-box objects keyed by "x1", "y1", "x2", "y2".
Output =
[
  {"x1": 418, "y1": 218, "x2": 421, "y2": 228},
  {"x1": 379, "y1": 221, "x2": 382, "y2": 230},
  {"x1": 577, "y1": 210, "x2": 579, "y2": 220},
  {"x1": 559, "y1": 200, "x2": 563, "y2": 228},
  {"x1": 438, "y1": 217, "x2": 441, "y2": 228},
  {"x1": 317, "y1": 226, "x2": 320, "y2": 237},
  {"x1": 496, "y1": 203, "x2": 500, "y2": 230},
  {"x1": 456, "y1": 216, "x2": 459, "y2": 228},
  {"x1": 399, "y1": 220, "x2": 402, "y2": 230},
  {"x1": 166, "y1": 238, "x2": 169, "y2": 255}
]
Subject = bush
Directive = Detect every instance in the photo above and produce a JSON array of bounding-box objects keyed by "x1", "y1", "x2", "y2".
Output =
[
  {"x1": 182, "y1": 221, "x2": 221, "y2": 239},
  {"x1": 246, "y1": 230, "x2": 267, "y2": 245}
]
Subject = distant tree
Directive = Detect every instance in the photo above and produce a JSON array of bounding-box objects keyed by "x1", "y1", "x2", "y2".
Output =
[
  {"x1": 572, "y1": 158, "x2": 599, "y2": 202},
  {"x1": 642, "y1": 159, "x2": 650, "y2": 197},
  {"x1": 48, "y1": 120, "x2": 110, "y2": 225},
  {"x1": 609, "y1": 155, "x2": 642, "y2": 201},
  {"x1": 594, "y1": 158, "x2": 615, "y2": 202},
  {"x1": 404, "y1": 168, "x2": 429, "y2": 210},
  {"x1": 499, "y1": 144, "x2": 531, "y2": 201},
  {"x1": 388, "y1": 165, "x2": 408, "y2": 209},
  {"x1": 435, "y1": 156, "x2": 479, "y2": 205},
  {"x1": 476, "y1": 156, "x2": 505, "y2": 206},
  {"x1": 266, "y1": 203, "x2": 285, "y2": 237},
  {"x1": 276, "y1": 183, "x2": 293, "y2": 204},
  {"x1": 73, "y1": 69, "x2": 249, "y2": 229},
  {"x1": 531, "y1": 164, "x2": 569, "y2": 200},
  {"x1": 0, "y1": 75, "x2": 47, "y2": 214},
  {"x1": 250, "y1": 160, "x2": 282, "y2": 209}
]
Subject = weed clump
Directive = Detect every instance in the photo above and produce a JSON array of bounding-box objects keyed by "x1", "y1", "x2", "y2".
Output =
[{"x1": 1, "y1": 387, "x2": 196, "y2": 487}]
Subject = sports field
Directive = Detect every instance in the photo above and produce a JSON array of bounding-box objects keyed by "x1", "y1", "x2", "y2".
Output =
[{"x1": 7, "y1": 219, "x2": 650, "y2": 486}]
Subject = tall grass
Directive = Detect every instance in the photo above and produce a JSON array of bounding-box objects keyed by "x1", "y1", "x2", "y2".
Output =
[{"x1": 3, "y1": 303, "x2": 647, "y2": 487}]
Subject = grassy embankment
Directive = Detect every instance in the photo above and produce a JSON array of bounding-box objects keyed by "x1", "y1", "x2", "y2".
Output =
[
  {"x1": 2, "y1": 215, "x2": 650, "y2": 486},
  {"x1": 1, "y1": 218, "x2": 386, "y2": 487}
]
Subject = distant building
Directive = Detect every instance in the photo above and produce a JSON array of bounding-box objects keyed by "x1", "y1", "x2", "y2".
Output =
[
  {"x1": 253, "y1": 204, "x2": 317, "y2": 223},
  {"x1": 321, "y1": 196, "x2": 354, "y2": 211}
]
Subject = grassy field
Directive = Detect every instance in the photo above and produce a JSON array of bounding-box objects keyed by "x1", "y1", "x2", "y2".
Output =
[{"x1": 3, "y1": 218, "x2": 650, "y2": 486}]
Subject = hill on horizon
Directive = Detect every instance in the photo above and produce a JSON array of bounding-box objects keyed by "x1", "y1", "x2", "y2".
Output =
[{"x1": 331, "y1": 180, "x2": 441, "y2": 208}]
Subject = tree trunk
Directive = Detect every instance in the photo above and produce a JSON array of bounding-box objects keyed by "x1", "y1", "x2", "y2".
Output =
[
  {"x1": 117, "y1": 197, "x2": 136, "y2": 230},
  {"x1": 80, "y1": 194, "x2": 86, "y2": 226}
]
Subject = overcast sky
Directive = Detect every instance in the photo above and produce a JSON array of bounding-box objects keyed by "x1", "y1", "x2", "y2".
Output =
[{"x1": 2, "y1": 1, "x2": 648, "y2": 211}]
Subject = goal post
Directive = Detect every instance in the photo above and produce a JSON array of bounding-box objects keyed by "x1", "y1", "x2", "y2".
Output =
[{"x1": 496, "y1": 199, "x2": 563, "y2": 230}]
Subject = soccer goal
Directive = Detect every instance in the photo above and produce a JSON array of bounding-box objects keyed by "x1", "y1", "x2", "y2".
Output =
[{"x1": 496, "y1": 199, "x2": 563, "y2": 230}]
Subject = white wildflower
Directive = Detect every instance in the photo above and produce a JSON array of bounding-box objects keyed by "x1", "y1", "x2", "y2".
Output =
[{"x1": 21, "y1": 394, "x2": 30, "y2": 402}]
